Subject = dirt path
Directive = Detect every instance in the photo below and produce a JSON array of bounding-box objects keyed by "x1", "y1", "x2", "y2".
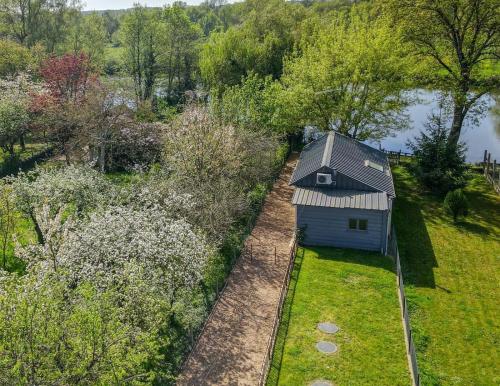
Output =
[{"x1": 177, "y1": 155, "x2": 298, "y2": 386}]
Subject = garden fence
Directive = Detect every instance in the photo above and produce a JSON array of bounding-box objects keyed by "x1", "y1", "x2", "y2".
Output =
[
  {"x1": 481, "y1": 150, "x2": 500, "y2": 194},
  {"x1": 389, "y1": 227, "x2": 420, "y2": 386},
  {"x1": 259, "y1": 235, "x2": 298, "y2": 386}
]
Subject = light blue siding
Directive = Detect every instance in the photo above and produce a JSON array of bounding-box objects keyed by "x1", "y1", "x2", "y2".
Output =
[{"x1": 296, "y1": 205, "x2": 389, "y2": 252}]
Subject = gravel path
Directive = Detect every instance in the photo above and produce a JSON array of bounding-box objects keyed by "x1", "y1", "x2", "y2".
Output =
[{"x1": 177, "y1": 155, "x2": 297, "y2": 386}]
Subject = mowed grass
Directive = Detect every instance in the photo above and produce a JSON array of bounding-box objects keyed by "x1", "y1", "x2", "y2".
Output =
[
  {"x1": 392, "y1": 166, "x2": 500, "y2": 385},
  {"x1": 268, "y1": 247, "x2": 410, "y2": 386}
]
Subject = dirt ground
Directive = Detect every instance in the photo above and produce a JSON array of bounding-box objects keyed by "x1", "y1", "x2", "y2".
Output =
[{"x1": 177, "y1": 155, "x2": 298, "y2": 386}]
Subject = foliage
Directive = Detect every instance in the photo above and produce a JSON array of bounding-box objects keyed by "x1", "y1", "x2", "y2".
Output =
[
  {"x1": 65, "y1": 12, "x2": 107, "y2": 69},
  {"x1": 0, "y1": 39, "x2": 33, "y2": 76},
  {"x1": 0, "y1": 0, "x2": 79, "y2": 52},
  {"x1": 8, "y1": 165, "x2": 112, "y2": 243},
  {"x1": 163, "y1": 103, "x2": 279, "y2": 244},
  {"x1": 387, "y1": 0, "x2": 500, "y2": 147},
  {"x1": 407, "y1": 113, "x2": 469, "y2": 194},
  {"x1": 277, "y1": 4, "x2": 411, "y2": 140},
  {"x1": 443, "y1": 189, "x2": 469, "y2": 222},
  {"x1": 0, "y1": 181, "x2": 15, "y2": 268},
  {"x1": 0, "y1": 271, "x2": 162, "y2": 385},
  {"x1": 157, "y1": 5, "x2": 202, "y2": 104},
  {"x1": 199, "y1": 0, "x2": 306, "y2": 91},
  {"x1": 120, "y1": 5, "x2": 160, "y2": 102}
]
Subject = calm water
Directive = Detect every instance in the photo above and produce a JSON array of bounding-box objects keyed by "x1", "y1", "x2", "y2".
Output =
[{"x1": 367, "y1": 89, "x2": 500, "y2": 163}]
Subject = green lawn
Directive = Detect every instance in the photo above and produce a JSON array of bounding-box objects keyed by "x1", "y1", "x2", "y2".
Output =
[
  {"x1": 267, "y1": 247, "x2": 410, "y2": 386},
  {"x1": 0, "y1": 143, "x2": 48, "y2": 165},
  {"x1": 393, "y1": 166, "x2": 500, "y2": 385}
]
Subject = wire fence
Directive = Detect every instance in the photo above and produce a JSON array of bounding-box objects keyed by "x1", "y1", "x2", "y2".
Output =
[
  {"x1": 258, "y1": 236, "x2": 298, "y2": 386},
  {"x1": 389, "y1": 227, "x2": 420, "y2": 386}
]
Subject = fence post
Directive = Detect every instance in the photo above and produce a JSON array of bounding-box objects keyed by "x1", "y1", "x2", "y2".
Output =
[
  {"x1": 486, "y1": 152, "x2": 491, "y2": 176},
  {"x1": 274, "y1": 246, "x2": 277, "y2": 264},
  {"x1": 493, "y1": 160, "x2": 497, "y2": 180},
  {"x1": 484, "y1": 149, "x2": 488, "y2": 172}
]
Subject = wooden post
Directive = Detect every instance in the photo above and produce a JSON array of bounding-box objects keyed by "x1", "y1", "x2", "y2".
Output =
[
  {"x1": 274, "y1": 246, "x2": 277, "y2": 264},
  {"x1": 398, "y1": 150, "x2": 401, "y2": 165},
  {"x1": 486, "y1": 153, "x2": 491, "y2": 176},
  {"x1": 494, "y1": 160, "x2": 497, "y2": 180},
  {"x1": 483, "y1": 150, "x2": 488, "y2": 173}
]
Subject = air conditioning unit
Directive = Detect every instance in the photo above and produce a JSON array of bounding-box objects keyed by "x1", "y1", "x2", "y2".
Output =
[{"x1": 316, "y1": 173, "x2": 333, "y2": 185}]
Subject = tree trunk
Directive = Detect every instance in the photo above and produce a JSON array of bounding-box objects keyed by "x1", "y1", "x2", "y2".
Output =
[
  {"x1": 30, "y1": 212, "x2": 45, "y2": 245},
  {"x1": 448, "y1": 102, "x2": 465, "y2": 149},
  {"x1": 99, "y1": 142, "x2": 106, "y2": 173},
  {"x1": 20, "y1": 134, "x2": 26, "y2": 151}
]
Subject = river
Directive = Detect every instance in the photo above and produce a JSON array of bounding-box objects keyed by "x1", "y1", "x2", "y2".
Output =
[{"x1": 366, "y1": 89, "x2": 500, "y2": 163}]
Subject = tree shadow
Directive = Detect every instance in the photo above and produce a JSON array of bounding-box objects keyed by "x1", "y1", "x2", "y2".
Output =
[{"x1": 392, "y1": 168, "x2": 437, "y2": 289}]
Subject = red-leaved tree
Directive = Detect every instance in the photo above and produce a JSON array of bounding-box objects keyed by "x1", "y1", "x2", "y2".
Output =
[{"x1": 31, "y1": 53, "x2": 97, "y2": 164}]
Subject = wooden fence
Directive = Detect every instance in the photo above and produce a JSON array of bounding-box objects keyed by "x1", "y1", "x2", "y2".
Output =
[
  {"x1": 481, "y1": 150, "x2": 500, "y2": 194},
  {"x1": 381, "y1": 149, "x2": 414, "y2": 165},
  {"x1": 389, "y1": 227, "x2": 420, "y2": 386},
  {"x1": 259, "y1": 236, "x2": 298, "y2": 386}
]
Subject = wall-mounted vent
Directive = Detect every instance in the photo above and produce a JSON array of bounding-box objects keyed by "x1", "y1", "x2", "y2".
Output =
[
  {"x1": 364, "y1": 160, "x2": 384, "y2": 172},
  {"x1": 316, "y1": 173, "x2": 333, "y2": 185}
]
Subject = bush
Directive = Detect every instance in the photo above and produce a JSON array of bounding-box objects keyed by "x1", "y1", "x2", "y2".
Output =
[
  {"x1": 444, "y1": 189, "x2": 468, "y2": 222},
  {"x1": 407, "y1": 114, "x2": 469, "y2": 195}
]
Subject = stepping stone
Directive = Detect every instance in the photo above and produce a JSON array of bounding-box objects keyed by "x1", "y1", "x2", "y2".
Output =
[
  {"x1": 310, "y1": 380, "x2": 333, "y2": 386},
  {"x1": 316, "y1": 341, "x2": 338, "y2": 354},
  {"x1": 317, "y1": 322, "x2": 339, "y2": 334}
]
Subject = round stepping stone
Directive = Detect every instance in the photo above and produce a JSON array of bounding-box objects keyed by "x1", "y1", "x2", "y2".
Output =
[
  {"x1": 310, "y1": 380, "x2": 333, "y2": 386},
  {"x1": 316, "y1": 341, "x2": 338, "y2": 354},
  {"x1": 317, "y1": 322, "x2": 339, "y2": 334}
]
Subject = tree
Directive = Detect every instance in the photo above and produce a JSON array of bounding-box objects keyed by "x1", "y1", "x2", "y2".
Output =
[
  {"x1": 199, "y1": 0, "x2": 306, "y2": 91},
  {"x1": 0, "y1": 0, "x2": 79, "y2": 51},
  {"x1": 387, "y1": 0, "x2": 499, "y2": 148},
  {"x1": 0, "y1": 181, "x2": 15, "y2": 268},
  {"x1": 0, "y1": 74, "x2": 34, "y2": 156},
  {"x1": 66, "y1": 12, "x2": 107, "y2": 69},
  {"x1": 163, "y1": 103, "x2": 278, "y2": 243},
  {"x1": 120, "y1": 5, "x2": 160, "y2": 102},
  {"x1": 277, "y1": 4, "x2": 411, "y2": 140},
  {"x1": 9, "y1": 165, "x2": 112, "y2": 244},
  {"x1": 158, "y1": 5, "x2": 202, "y2": 104},
  {"x1": 407, "y1": 112, "x2": 469, "y2": 194},
  {"x1": 444, "y1": 188, "x2": 469, "y2": 222},
  {"x1": 0, "y1": 39, "x2": 33, "y2": 76},
  {"x1": 32, "y1": 52, "x2": 95, "y2": 163}
]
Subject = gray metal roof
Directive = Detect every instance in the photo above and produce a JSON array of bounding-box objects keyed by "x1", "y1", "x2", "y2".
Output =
[
  {"x1": 292, "y1": 187, "x2": 389, "y2": 210},
  {"x1": 290, "y1": 131, "x2": 395, "y2": 197}
]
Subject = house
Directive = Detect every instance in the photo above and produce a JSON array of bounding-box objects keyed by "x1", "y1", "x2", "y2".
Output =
[{"x1": 289, "y1": 131, "x2": 395, "y2": 254}]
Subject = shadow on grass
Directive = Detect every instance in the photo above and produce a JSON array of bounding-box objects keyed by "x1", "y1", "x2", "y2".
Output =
[
  {"x1": 311, "y1": 245, "x2": 395, "y2": 273},
  {"x1": 266, "y1": 248, "x2": 305, "y2": 386},
  {"x1": 392, "y1": 166, "x2": 437, "y2": 289}
]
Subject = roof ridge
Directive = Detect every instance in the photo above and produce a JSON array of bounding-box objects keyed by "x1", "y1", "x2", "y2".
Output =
[{"x1": 321, "y1": 131, "x2": 335, "y2": 167}]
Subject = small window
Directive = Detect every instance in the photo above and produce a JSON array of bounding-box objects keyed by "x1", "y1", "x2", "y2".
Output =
[{"x1": 348, "y1": 218, "x2": 368, "y2": 231}]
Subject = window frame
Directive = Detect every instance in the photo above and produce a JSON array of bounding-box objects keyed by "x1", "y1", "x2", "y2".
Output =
[{"x1": 347, "y1": 218, "x2": 368, "y2": 231}]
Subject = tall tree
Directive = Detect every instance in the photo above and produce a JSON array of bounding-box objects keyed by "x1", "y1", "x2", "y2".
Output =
[
  {"x1": 276, "y1": 5, "x2": 411, "y2": 140},
  {"x1": 120, "y1": 5, "x2": 159, "y2": 102},
  {"x1": 66, "y1": 12, "x2": 107, "y2": 68},
  {"x1": 388, "y1": 0, "x2": 499, "y2": 147},
  {"x1": 158, "y1": 5, "x2": 202, "y2": 103}
]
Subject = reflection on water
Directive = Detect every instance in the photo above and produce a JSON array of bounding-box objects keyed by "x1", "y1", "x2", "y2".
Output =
[{"x1": 368, "y1": 90, "x2": 500, "y2": 163}]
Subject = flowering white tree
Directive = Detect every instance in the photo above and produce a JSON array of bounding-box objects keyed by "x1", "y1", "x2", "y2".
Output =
[{"x1": 9, "y1": 165, "x2": 113, "y2": 243}]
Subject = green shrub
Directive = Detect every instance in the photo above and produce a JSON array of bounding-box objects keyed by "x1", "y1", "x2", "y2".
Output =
[
  {"x1": 443, "y1": 189, "x2": 468, "y2": 222},
  {"x1": 407, "y1": 114, "x2": 469, "y2": 195}
]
